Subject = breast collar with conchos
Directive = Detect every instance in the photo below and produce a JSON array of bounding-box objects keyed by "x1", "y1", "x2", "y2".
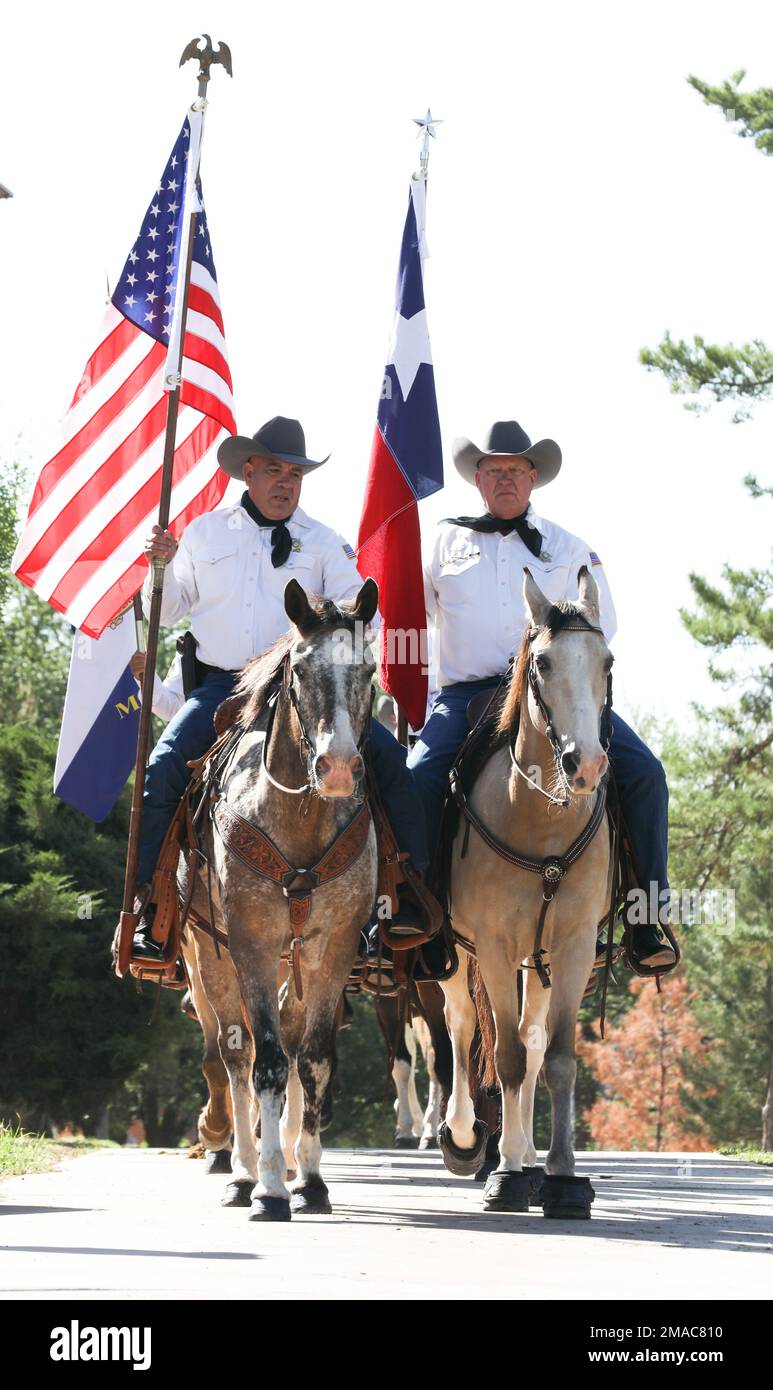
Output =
[
  {"x1": 207, "y1": 652, "x2": 374, "y2": 999},
  {"x1": 450, "y1": 613, "x2": 614, "y2": 989}
]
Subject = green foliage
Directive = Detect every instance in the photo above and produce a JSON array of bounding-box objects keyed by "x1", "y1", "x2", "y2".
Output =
[
  {"x1": 0, "y1": 721, "x2": 205, "y2": 1137},
  {"x1": 675, "y1": 923, "x2": 772, "y2": 1147},
  {"x1": 688, "y1": 69, "x2": 773, "y2": 156},
  {"x1": 0, "y1": 459, "x2": 74, "y2": 736},
  {"x1": 639, "y1": 74, "x2": 773, "y2": 1143},
  {"x1": 639, "y1": 333, "x2": 773, "y2": 419},
  {"x1": 0, "y1": 1119, "x2": 50, "y2": 1175},
  {"x1": 324, "y1": 995, "x2": 404, "y2": 1148},
  {"x1": 641, "y1": 72, "x2": 773, "y2": 419},
  {"x1": 657, "y1": 504, "x2": 773, "y2": 1146}
]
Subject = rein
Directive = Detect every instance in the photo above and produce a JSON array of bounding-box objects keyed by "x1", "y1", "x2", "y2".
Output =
[
  {"x1": 451, "y1": 614, "x2": 613, "y2": 989},
  {"x1": 509, "y1": 619, "x2": 613, "y2": 808},
  {"x1": 190, "y1": 649, "x2": 374, "y2": 999},
  {"x1": 260, "y1": 656, "x2": 371, "y2": 803}
]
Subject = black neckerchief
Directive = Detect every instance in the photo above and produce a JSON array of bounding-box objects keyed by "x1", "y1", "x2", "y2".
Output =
[
  {"x1": 240, "y1": 491, "x2": 294, "y2": 568},
  {"x1": 442, "y1": 509, "x2": 543, "y2": 559}
]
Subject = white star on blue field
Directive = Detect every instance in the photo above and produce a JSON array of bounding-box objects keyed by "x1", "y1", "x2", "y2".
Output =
[{"x1": 111, "y1": 117, "x2": 217, "y2": 345}]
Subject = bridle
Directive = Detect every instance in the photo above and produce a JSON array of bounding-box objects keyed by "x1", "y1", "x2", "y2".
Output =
[
  {"x1": 449, "y1": 613, "x2": 616, "y2": 991},
  {"x1": 261, "y1": 650, "x2": 373, "y2": 804},
  {"x1": 510, "y1": 618, "x2": 614, "y2": 808},
  {"x1": 200, "y1": 642, "x2": 375, "y2": 1000}
]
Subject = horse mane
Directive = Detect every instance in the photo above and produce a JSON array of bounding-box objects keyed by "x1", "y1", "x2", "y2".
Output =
[
  {"x1": 496, "y1": 600, "x2": 588, "y2": 739},
  {"x1": 232, "y1": 595, "x2": 359, "y2": 731}
]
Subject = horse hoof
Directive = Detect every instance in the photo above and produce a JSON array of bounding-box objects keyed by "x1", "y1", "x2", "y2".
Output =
[
  {"x1": 204, "y1": 1148, "x2": 232, "y2": 1175},
  {"x1": 221, "y1": 1179, "x2": 254, "y2": 1208},
  {"x1": 290, "y1": 1182, "x2": 332, "y2": 1216},
  {"x1": 249, "y1": 1195, "x2": 292, "y2": 1222},
  {"x1": 540, "y1": 1174, "x2": 595, "y2": 1220},
  {"x1": 482, "y1": 1170, "x2": 530, "y2": 1212},
  {"x1": 438, "y1": 1119, "x2": 489, "y2": 1177},
  {"x1": 418, "y1": 1135, "x2": 439, "y2": 1151},
  {"x1": 523, "y1": 1164, "x2": 545, "y2": 1206},
  {"x1": 394, "y1": 1134, "x2": 420, "y2": 1150}
]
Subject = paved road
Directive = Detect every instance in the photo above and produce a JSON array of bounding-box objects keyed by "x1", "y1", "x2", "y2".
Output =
[{"x1": 1, "y1": 1148, "x2": 770, "y2": 1300}]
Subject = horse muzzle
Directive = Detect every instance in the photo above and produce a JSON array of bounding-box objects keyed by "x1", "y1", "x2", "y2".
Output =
[
  {"x1": 561, "y1": 747, "x2": 608, "y2": 794},
  {"x1": 313, "y1": 752, "x2": 365, "y2": 798}
]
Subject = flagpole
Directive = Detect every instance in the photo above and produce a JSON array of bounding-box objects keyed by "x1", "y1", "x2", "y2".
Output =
[
  {"x1": 394, "y1": 110, "x2": 442, "y2": 750},
  {"x1": 116, "y1": 37, "x2": 232, "y2": 975}
]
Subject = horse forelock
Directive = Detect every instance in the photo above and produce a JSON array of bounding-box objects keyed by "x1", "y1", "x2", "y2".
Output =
[
  {"x1": 233, "y1": 596, "x2": 360, "y2": 731},
  {"x1": 496, "y1": 601, "x2": 590, "y2": 738}
]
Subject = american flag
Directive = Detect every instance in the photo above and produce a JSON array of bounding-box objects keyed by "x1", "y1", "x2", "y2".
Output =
[
  {"x1": 356, "y1": 179, "x2": 443, "y2": 729},
  {"x1": 11, "y1": 115, "x2": 236, "y2": 638}
]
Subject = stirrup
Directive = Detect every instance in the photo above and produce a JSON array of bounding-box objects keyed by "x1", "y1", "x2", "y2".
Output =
[{"x1": 360, "y1": 958, "x2": 400, "y2": 997}]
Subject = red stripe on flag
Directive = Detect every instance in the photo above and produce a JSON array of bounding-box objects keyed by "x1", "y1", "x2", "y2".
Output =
[
  {"x1": 180, "y1": 380, "x2": 237, "y2": 436},
  {"x1": 187, "y1": 283, "x2": 224, "y2": 336},
  {"x1": 357, "y1": 429, "x2": 428, "y2": 729},
  {"x1": 183, "y1": 330, "x2": 233, "y2": 392},
  {"x1": 68, "y1": 316, "x2": 138, "y2": 409},
  {"x1": 79, "y1": 439, "x2": 228, "y2": 638},
  {"x1": 18, "y1": 398, "x2": 168, "y2": 587},
  {"x1": 28, "y1": 340, "x2": 166, "y2": 517},
  {"x1": 47, "y1": 414, "x2": 221, "y2": 617}
]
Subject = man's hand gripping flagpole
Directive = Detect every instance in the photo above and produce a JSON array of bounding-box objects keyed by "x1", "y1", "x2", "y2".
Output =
[{"x1": 115, "y1": 37, "x2": 232, "y2": 977}]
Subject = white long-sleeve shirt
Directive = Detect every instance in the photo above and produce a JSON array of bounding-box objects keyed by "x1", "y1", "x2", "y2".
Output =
[
  {"x1": 134, "y1": 653, "x2": 186, "y2": 723},
  {"x1": 424, "y1": 503, "x2": 617, "y2": 689},
  {"x1": 141, "y1": 501, "x2": 362, "y2": 670}
]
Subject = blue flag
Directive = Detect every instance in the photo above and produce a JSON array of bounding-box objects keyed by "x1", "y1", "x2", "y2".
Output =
[{"x1": 54, "y1": 609, "x2": 140, "y2": 821}]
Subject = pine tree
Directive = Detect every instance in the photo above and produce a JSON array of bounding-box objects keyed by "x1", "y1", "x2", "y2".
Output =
[
  {"x1": 641, "y1": 71, "x2": 773, "y2": 420},
  {"x1": 640, "y1": 70, "x2": 773, "y2": 1149}
]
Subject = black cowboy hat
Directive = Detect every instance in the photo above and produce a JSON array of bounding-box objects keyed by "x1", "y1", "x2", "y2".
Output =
[
  {"x1": 452, "y1": 420, "x2": 562, "y2": 488},
  {"x1": 217, "y1": 416, "x2": 330, "y2": 480}
]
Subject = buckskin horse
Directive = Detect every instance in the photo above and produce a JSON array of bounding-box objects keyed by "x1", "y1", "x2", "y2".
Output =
[
  {"x1": 178, "y1": 578, "x2": 379, "y2": 1221},
  {"x1": 438, "y1": 566, "x2": 614, "y2": 1218}
]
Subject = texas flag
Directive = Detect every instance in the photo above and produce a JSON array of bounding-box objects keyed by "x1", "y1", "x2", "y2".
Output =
[{"x1": 356, "y1": 179, "x2": 443, "y2": 729}]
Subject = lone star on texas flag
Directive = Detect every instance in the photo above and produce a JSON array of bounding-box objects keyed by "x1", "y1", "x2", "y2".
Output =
[{"x1": 386, "y1": 307, "x2": 432, "y2": 401}]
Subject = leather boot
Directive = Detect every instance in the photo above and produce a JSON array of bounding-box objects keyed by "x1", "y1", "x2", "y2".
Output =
[{"x1": 130, "y1": 884, "x2": 166, "y2": 962}]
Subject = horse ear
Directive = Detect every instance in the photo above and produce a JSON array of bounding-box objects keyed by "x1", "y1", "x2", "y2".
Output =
[
  {"x1": 523, "y1": 567, "x2": 552, "y2": 628},
  {"x1": 284, "y1": 578, "x2": 315, "y2": 632},
  {"x1": 352, "y1": 577, "x2": 379, "y2": 626},
  {"x1": 577, "y1": 564, "x2": 600, "y2": 621}
]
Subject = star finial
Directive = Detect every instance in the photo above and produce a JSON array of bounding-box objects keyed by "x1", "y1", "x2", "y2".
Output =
[
  {"x1": 413, "y1": 109, "x2": 443, "y2": 139},
  {"x1": 413, "y1": 109, "x2": 443, "y2": 180}
]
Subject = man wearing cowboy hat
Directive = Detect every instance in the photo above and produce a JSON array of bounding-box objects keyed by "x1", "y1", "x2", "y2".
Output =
[
  {"x1": 131, "y1": 415, "x2": 429, "y2": 962},
  {"x1": 408, "y1": 419, "x2": 675, "y2": 971}
]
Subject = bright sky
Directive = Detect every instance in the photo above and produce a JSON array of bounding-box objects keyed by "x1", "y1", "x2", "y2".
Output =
[{"x1": 2, "y1": 0, "x2": 772, "y2": 732}]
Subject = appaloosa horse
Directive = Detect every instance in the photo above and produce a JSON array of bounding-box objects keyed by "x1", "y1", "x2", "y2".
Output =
[
  {"x1": 180, "y1": 578, "x2": 379, "y2": 1221},
  {"x1": 438, "y1": 566, "x2": 614, "y2": 1218}
]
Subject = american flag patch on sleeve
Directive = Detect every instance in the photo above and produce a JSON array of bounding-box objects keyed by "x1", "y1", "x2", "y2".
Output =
[
  {"x1": 342, "y1": 543, "x2": 356, "y2": 559},
  {"x1": 589, "y1": 550, "x2": 602, "y2": 566}
]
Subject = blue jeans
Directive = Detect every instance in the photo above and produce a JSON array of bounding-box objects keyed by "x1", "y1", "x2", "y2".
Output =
[
  {"x1": 136, "y1": 676, "x2": 429, "y2": 885},
  {"x1": 407, "y1": 679, "x2": 669, "y2": 922},
  {"x1": 137, "y1": 671, "x2": 237, "y2": 885}
]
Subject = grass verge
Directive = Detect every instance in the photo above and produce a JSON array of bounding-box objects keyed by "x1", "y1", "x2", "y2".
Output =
[
  {"x1": 0, "y1": 1122, "x2": 117, "y2": 1177},
  {"x1": 718, "y1": 1143, "x2": 773, "y2": 1167}
]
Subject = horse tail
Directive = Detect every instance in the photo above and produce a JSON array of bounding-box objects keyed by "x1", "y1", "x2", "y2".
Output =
[{"x1": 468, "y1": 958, "x2": 497, "y2": 1092}]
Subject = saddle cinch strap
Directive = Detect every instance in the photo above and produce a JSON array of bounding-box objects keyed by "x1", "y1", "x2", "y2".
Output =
[{"x1": 211, "y1": 799, "x2": 372, "y2": 1000}]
